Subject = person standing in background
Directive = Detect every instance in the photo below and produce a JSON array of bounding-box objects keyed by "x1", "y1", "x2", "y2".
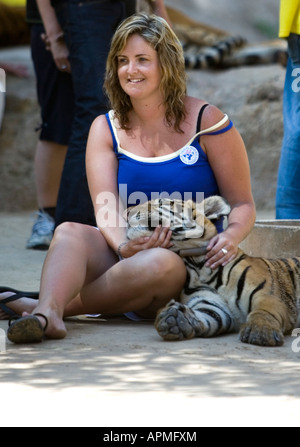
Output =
[
  {"x1": 276, "y1": 0, "x2": 300, "y2": 219},
  {"x1": 26, "y1": 0, "x2": 74, "y2": 249},
  {"x1": 50, "y1": 0, "x2": 170, "y2": 227}
]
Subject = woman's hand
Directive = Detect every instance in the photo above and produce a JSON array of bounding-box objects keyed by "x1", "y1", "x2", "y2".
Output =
[
  {"x1": 204, "y1": 231, "x2": 238, "y2": 270},
  {"x1": 119, "y1": 226, "x2": 173, "y2": 258}
]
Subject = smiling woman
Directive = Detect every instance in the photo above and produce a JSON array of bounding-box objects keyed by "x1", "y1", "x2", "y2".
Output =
[
  {"x1": 104, "y1": 13, "x2": 186, "y2": 132},
  {"x1": 116, "y1": 34, "x2": 162, "y2": 103},
  {"x1": 2, "y1": 13, "x2": 255, "y2": 344}
]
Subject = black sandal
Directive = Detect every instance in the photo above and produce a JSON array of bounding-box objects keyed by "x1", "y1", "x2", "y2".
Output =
[
  {"x1": 0, "y1": 286, "x2": 39, "y2": 299},
  {"x1": 0, "y1": 292, "x2": 28, "y2": 318},
  {"x1": 7, "y1": 313, "x2": 48, "y2": 344}
]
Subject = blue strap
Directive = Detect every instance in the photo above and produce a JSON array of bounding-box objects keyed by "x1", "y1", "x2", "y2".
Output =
[{"x1": 202, "y1": 120, "x2": 233, "y2": 136}]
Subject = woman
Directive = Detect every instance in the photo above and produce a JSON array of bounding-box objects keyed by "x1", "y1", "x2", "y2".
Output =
[{"x1": 1, "y1": 13, "x2": 256, "y2": 343}]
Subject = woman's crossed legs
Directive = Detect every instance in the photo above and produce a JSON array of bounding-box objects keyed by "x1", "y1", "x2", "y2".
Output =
[{"x1": 2, "y1": 222, "x2": 187, "y2": 340}]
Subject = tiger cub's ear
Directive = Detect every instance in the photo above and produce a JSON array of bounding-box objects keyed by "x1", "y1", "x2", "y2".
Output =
[{"x1": 202, "y1": 196, "x2": 231, "y2": 220}]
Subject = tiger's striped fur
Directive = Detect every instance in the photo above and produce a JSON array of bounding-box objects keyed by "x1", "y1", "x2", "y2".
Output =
[
  {"x1": 126, "y1": 196, "x2": 300, "y2": 346},
  {"x1": 138, "y1": 1, "x2": 288, "y2": 69},
  {"x1": 1, "y1": 1, "x2": 287, "y2": 69}
]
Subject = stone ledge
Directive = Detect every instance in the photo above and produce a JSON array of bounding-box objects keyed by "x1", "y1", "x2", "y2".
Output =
[{"x1": 240, "y1": 220, "x2": 300, "y2": 258}]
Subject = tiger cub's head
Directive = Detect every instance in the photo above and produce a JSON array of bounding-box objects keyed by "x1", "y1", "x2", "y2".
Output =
[{"x1": 126, "y1": 196, "x2": 231, "y2": 255}]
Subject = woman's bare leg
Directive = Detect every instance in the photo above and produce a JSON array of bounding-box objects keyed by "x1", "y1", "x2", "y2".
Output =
[
  {"x1": 25, "y1": 222, "x2": 117, "y2": 338},
  {"x1": 1, "y1": 222, "x2": 114, "y2": 320},
  {"x1": 25, "y1": 222, "x2": 187, "y2": 339}
]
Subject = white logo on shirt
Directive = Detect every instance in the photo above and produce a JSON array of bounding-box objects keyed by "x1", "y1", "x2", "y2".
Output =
[{"x1": 180, "y1": 146, "x2": 199, "y2": 165}]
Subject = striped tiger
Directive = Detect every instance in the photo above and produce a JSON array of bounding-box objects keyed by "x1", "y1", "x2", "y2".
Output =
[
  {"x1": 138, "y1": 1, "x2": 288, "y2": 69},
  {"x1": 126, "y1": 196, "x2": 300, "y2": 347}
]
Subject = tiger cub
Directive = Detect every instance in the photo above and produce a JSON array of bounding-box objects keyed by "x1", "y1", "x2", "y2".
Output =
[{"x1": 126, "y1": 196, "x2": 300, "y2": 347}]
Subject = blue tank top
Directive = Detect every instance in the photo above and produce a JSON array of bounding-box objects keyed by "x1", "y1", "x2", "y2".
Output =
[{"x1": 105, "y1": 107, "x2": 233, "y2": 232}]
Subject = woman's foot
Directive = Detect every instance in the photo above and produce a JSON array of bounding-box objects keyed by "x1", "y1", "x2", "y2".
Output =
[
  {"x1": 0, "y1": 292, "x2": 38, "y2": 320},
  {"x1": 1, "y1": 291, "x2": 67, "y2": 341},
  {"x1": 7, "y1": 307, "x2": 67, "y2": 343},
  {"x1": 22, "y1": 308, "x2": 67, "y2": 340},
  {"x1": 7, "y1": 313, "x2": 48, "y2": 343}
]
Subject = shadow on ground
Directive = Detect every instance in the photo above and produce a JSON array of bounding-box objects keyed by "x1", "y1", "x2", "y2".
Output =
[{"x1": 1, "y1": 317, "x2": 299, "y2": 399}]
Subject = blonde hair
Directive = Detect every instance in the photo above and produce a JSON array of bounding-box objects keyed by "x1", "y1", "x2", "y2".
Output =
[{"x1": 104, "y1": 13, "x2": 187, "y2": 132}]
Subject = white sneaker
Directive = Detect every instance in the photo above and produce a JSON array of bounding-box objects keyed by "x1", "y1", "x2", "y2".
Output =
[{"x1": 26, "y1": 210, "x2": 55, "y2": 250}]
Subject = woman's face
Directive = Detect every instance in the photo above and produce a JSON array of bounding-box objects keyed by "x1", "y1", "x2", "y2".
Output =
[{"x1": 117, "y1": 34, "x2": 162, "y2": 101}]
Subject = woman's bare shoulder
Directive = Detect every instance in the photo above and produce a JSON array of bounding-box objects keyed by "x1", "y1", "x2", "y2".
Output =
[
  {"x1": 87, "y1": 113, "x2": 114, "y2": 150},
  {"x1": 185, "y1": 96, "x2": 226, "y2": 129},
  {"x1": 90, "y1": 113, "x2": 110, "y2": 132}
]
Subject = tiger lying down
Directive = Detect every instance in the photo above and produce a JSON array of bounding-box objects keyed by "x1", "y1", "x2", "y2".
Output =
[{"x1": 126, "y1": 196, "x2": 300, "y2": 347}]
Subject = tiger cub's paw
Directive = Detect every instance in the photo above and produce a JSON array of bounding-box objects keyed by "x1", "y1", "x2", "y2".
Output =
[
  {"x1": 154, "y1": 299, "x2": 203, "y2": 341},
  {"x1": 239, "y1": 322, "x2": 284, "y2": 347}
]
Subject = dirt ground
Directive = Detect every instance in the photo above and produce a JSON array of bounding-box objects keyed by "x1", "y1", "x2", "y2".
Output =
[{"x1": 1, "y1": 0, "x2": 300, "y2": 429}]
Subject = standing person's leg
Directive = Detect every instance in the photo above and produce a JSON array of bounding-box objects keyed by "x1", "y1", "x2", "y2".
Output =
[
  {"x1": 26, "y1": 140, "x2": 67, "y2": 250},
  {"x1": 27, "y1": 23, "x2": 74, "y2": 249},
  {"x1": 276, "y1": 33, "x2": 300, "y2": 219},
  {"x1": 34, "y1": 140, "x2": 67, "y2": 209},
  {"x1": 54, "y1": 0, "x2": 126, "y2": 227}
]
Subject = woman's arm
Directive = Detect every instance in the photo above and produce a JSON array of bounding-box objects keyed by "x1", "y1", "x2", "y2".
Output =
[
  {"x1": 86, "y1": 115, "x2": 127, "y2": 254},
  {"x1": 201, "y1": 105, "x2": 256, "y2": 269},
  {"x1": 86, "y1": 114, "x2": 173, "y2": 258}
]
